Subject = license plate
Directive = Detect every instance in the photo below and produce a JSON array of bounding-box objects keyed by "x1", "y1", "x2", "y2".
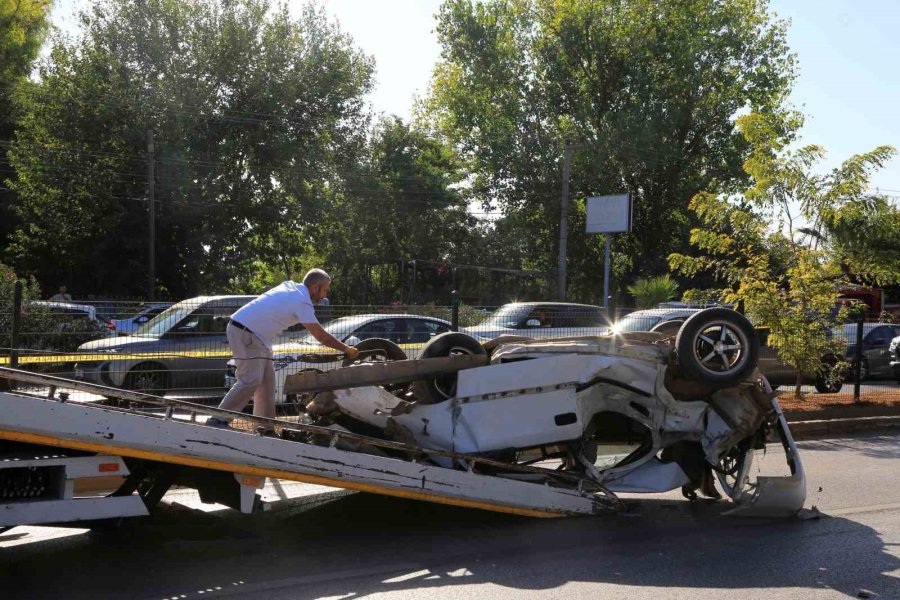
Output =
[{"x1": 74, "y1": 367, "x2": 84, "y2": 379}]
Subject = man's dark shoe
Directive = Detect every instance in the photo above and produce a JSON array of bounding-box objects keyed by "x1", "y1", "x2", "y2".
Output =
[{"x1": 206, "y1": 417, "x2": 234, "y2": 429}]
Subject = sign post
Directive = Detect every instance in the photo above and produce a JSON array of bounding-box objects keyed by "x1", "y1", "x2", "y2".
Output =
[{"x1": 586, "y1": 193, "x2": 632, "y2": 310}]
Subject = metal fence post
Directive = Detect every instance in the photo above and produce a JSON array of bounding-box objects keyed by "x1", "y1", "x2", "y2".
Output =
[
  {"x1": 853, "y1": 309, "x2": 864, "y2": 402},
  {"x1": 451, "y1": 290, "x2": 460, "y2": 332},
  {"x1": 11, "y1": 280, "x2": 22, "y2": 369}
]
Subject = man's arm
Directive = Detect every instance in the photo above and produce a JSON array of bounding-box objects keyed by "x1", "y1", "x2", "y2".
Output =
[{"x1": 303, "y1": 322, "x2": 359, "y2": 358}]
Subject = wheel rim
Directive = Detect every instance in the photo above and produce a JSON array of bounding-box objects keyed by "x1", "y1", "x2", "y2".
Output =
[
  {"x1": 432, "y1": 345, "x2": 478, "y2": 399},
  {"x1": 715, "y1": 446, "x2": 754, "y2": 499},
  {"x1": 131, "y1": 371, "x2": 164, "y2": 394},
  {"x1": 690, "y1": 321, "x2": 750, "y2": 376}
]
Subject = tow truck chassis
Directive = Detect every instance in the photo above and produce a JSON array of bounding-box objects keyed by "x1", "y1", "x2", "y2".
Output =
[{"x1": 0, "y1": 365, "x2": 613, "y2": 528}]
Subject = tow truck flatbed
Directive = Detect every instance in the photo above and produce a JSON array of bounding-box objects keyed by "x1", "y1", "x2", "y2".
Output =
[{"x1": 0, "y1": 367, "x2": 605, "y2": 528}]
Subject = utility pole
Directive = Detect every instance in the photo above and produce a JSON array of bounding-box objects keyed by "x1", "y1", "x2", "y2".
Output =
[
  {"x1": 147, "y1": 129, "x2": 155, "y2": 301},
  {"x1": 558, "y1": 141, "x2": 584, "y2": 301}
]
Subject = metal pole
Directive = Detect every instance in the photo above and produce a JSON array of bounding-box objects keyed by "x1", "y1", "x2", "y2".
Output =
[
  {"x1": 558, "y1": 144, "x2": 573, "y2": 301},
  {"x1": 603, "y1": 234, "x2": 611, "y2": 310},
  {"x1": 450, "y1": 290, "x2": 460, "y2": 332},
  {"x1": 10, "y1": 280, "x2": 22, "y2": 369},
  {"x1": 853, "y1": 309, "x2": 864, "y2": 402},
  {"x1": 147, "y1": 129, "x2": 156, "y2": 301}
]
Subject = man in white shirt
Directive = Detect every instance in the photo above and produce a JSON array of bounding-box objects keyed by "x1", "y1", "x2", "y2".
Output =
[
  {"x1": 49, "y1": 286, "x2": 72, "y2": 302},
  {"x1": 208, "y1": 268, "x2": 358, "y2": 431}
]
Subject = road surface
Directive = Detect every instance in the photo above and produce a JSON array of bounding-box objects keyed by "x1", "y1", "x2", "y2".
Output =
[{"x1": 1, "y1": 432, "x2": 899, "y2": 600}]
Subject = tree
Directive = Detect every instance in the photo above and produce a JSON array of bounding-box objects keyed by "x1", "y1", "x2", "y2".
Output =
[
  {"x1": 670, "y1": 112, "x2": 896, "y2": 397},
  {"x1": 425, "y1": 0, "x2": 796, "y2": 303},
  {"x1": 0, "y1": 0, "x2": 53, "y2": 245},
  {"x1": 627, "y1": 275, "x2": 678, "y2": 309},
  {"x1": 315, "y1": 117, "x2": 483, "y2": 303},
  {"x1": 6, "y1": 0, "x2": 374, "y2": 298}
]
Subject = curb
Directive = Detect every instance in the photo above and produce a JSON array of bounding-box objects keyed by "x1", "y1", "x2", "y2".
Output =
[{"x1": 788, "y1": 415, "x2": 900, "y2": 439}]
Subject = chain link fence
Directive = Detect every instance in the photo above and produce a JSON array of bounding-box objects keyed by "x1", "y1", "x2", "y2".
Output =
[{"x1": 2, "y1": 293, "x2": 898, "y2": 414}]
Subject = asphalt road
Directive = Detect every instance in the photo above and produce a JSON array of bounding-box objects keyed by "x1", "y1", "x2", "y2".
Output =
[{"x1": 2, "y1": 432, "x2": 899, "y2": 600}]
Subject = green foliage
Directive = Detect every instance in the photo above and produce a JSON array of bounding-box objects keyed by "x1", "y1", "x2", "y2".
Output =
[
  {"x1": 670, "y1": 114, "x2": 895, "y2": 397},
  {"x1": 6, "y1": 0, "x2": 375, "y2": 297},
  {"x1": 0, "y1": 0, "x2": 53, "y2": 244},
  {"x1": 627, "y1": 275, "x2": 678, "y2": 309},
  {"x1": 425, "y1": 0, "x2": 796, "y2": 302}
]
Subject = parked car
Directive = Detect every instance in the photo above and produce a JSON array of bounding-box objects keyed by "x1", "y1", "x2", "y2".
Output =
[
  {"x1": 24, "y1": 301, "x2": 117, "y2": 355},
  {"x1": 465, "y1": 302, "x2": 609, "y2": 340},
  {"x1": 890, "y1": 334, "x2": 900, "y2": 380},
  {"x1": 835, "y1": 323, "x2": 900, "y2": 381},
  {"x1": 112, "y1": 302, "x2": 174, "y2": 335},
  {"x1": 74, "y1": 295, "x2": 256, "y2": 396},
  {"x1": 226, "y1": 314, "x2": 461, "y2": 403},
  {"x1": 31, "y1": 301, "x2": 117, "y2": 336},
  {"x1": 607, "y1": 307, "x2": 849, "y2": 393}
]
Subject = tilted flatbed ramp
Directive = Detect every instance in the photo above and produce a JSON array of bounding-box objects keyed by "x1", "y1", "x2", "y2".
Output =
[{"x1": 0, "y1": 371, "x2": 605, "y2": 523}]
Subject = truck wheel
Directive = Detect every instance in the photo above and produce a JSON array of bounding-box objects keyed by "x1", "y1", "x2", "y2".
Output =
[
  {"x1": 411, "y1": 332, "x2": 486, "y2": 404},
  {"x1": 675, "y1": 309, "x2": 759, "y2": 388}
]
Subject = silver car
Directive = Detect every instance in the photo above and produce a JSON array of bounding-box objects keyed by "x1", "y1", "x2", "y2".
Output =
[
  {"x1": 226, "y1": 314, "x2": 459, "y2": 403},
  {"x1": 74, "y1": 295, "x2": 255, "y2": 396}
]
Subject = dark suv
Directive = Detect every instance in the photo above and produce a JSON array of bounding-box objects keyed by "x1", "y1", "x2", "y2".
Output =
[{"x1": 466, "y1": 302, "x2": 609, "y2": 340}]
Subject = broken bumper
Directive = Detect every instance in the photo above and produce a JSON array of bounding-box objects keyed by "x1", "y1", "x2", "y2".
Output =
[{"x1": 724, "y1": 398, "x2": 806, "y2": 517}]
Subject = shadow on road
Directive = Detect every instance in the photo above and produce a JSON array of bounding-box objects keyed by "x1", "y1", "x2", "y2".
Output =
[
  {"x1": 1, "y1": 492, "x2": 897, "y2": 599},
  {"x1": 801, "y1": 432, "x2": 900, "y2": 460}
]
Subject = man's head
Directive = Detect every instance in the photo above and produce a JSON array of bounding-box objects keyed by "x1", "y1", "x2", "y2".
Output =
[
  {"x1": 303, "y1": 269, "x2": 331, "y2": 303},
  {"x1": 59, "y1": 286, "x2": 68, "y2": 295}
]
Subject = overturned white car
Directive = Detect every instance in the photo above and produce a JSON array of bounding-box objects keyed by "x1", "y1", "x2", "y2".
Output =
[{"x1": 289, "y1": 308, "x2": 806, "y2": 516}]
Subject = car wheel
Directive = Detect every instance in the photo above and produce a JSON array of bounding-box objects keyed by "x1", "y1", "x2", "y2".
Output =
[
  {"x1": 341, "y1": 338, "x2": 408, "y2": 395},
  {"x1": 814, "y1": 355, "x2": 845, "y2": 393},
  {"x1": 340, "y1": 338, "x2": 407, "y2": 367},
  {"x1": 675, "y1": 308, "x2": 759, "y2": 388},
  {"x1": 124, "y1": 362, "x2": 169, "y2": 398},
  {"x1": 650, "y1": 319, "x2": 685, "y2": 338},
  {"x1": 411, "y1": 332, "x2": 486, "y2": 405},
  {"x1": 714, "y1": 444, "x2": 754, "y2": 500}
]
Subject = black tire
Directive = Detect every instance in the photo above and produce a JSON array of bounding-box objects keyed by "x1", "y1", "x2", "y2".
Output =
[
  {"x1": 814, "y1": 377, "x2": 843, "y2": 394},
  {"x1": 411, "y1": 332, "x2": 486, "y2": 404},
  {"x1": 650, "y1": 319, "x2": 685, "y2": 338},
  {"x1": 341, "y1": 338, "x2": 408, "y2": 395},
  {"x1": 341, "y1": 338, "x2": 407, "y2": 367},
  {"x1": 675, "y1": 308, "x2": 759, "y2": 388},
  {"x1": 124, "y1": 362, "x2": 169, "y2": 397}
]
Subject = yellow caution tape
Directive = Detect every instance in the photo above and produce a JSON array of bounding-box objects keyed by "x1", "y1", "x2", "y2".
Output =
[{"x1": 0, "y1": 343, "x2": 426, "y2": 366}]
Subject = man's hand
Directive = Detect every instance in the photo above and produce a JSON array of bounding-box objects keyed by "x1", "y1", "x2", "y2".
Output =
[{"x1": 344, "y1": 346, "x2": 360, "y2": 360}]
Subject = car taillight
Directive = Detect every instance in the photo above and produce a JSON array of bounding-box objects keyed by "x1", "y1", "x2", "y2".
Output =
[{"x1": 106, "y1": 321, "x2": 116, "y2": 330}]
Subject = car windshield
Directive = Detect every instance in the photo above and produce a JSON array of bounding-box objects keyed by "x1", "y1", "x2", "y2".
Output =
[
  {"x1": 133, "y1": 304, "x2": 196, "y2": 338},
  {"x1": 295, "y1": 316, "x2": 368, "y2": 344},
  {"x1": 479, "y1": 305, "x2": 531, "y2": 327},
  {"x1": 611, "y1": 314, "x2": 663, "y2": 334}
]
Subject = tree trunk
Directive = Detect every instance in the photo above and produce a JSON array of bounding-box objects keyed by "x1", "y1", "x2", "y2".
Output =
[{"x1": 794, "y1": 370, "x2": 804, "y2": 399}]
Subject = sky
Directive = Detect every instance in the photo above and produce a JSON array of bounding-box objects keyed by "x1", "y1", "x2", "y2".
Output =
[{"x1": 48, "y1": 0, "x2": 900, "y2": 192}]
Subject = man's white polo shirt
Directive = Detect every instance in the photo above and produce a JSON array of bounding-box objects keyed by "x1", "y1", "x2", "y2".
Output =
[{"x1": 230, "y1": 280, "x2": 318, "y2": 348}]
